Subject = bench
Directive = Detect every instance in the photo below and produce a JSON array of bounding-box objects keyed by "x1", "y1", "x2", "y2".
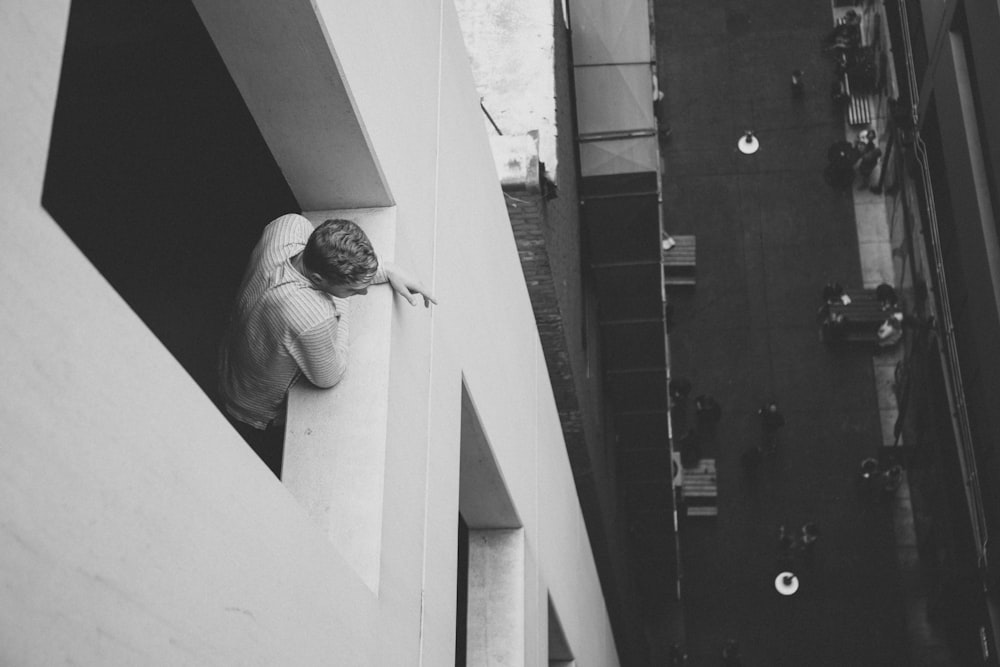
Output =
[
  {"x1": 843, "y1": 73, "x2": 874, "y2": 126},
  {"x1": 820, "y1": 288, "x2": 899, "y2": 344},
  {"x1": 681, "y1": 458, "x2": 717, "y2": 517},
  {"x1": 830, "y1": 11, "x2": 877, "y2": 126},
  {"x1": 662, "y1": 235, "x2": 696, "y2": 286}
]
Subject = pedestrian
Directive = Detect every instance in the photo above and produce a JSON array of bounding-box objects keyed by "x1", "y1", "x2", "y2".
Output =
[
  {"x1": 722, "y1": 639, "x2": 743, "y2": 666},
  {"x1": 877, "y1": 313, "x2": 904, "y2": 347},
  {"x1": 825, "y1": 140, "x2": 859, "y2": 190},
  {"x1": 855, "y1": 135, "x2": 882, "y2": 190},
  {"x1": 800, "y1": 522, "x2": 820, "y2": 566},
  {"x1": 827, "y1": 140, "x2": 859, "y2": 169},
  {"x1": 670, "y1": 377, "x2": 692, "y2": 432},
  {"x1": 821, "y1": 281, "x2": 845, "y2": 304},
  {"x1": 881, "y1": 464, "x2": 903, "y2": 495},
  {"x1": 678, "y1": 428, "x2": 702, "y2": 468},
  {"x1": 856, "y1": 127, "x2": 877, "y2": 148},
  {"x1": 822, "y1": 10, "x2": 861, "y2": 51},
  {"x1": 757, "y1": 401, "x2": 785, "y2": 455},
  {"x1": 790, "y1": 69, "x2": 804, "y2": 97},
  {"x1": 218, "y1": 214, "x2": 436, "y2": 476},
  {"x1": 695, "y1": 394, "x2": 722, "y2": 426},
  {"x1": 859, "y1": 457, "x2": 881, "y2": 501},
  {"x1": 819, "y1": 306, "x2": 849, "y2": 344},
  {"x1": 670, "y1": 377, "x2": 692, "y2": 401},
  {"x1": 777, "y1": 523, "x2": 799, "y2": 567},
  {"x1": 829, "y1": 78, "x2": 849, "y2": 107},
  {"x1": 875, "y1": 282, "x2": 898, "y2": 310}
]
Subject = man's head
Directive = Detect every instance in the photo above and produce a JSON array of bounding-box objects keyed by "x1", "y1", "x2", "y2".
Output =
[{"x1": 301, "y1": 218, "x2": 378, "y2": 298}]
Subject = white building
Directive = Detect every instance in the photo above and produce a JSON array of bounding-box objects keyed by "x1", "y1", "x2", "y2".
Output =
[{"x1": 0, "y1": 1, "x2": 624, "y2": 664}]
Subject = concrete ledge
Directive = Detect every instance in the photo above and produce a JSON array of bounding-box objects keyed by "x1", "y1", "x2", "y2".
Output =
[
  {"x1": 284, "y1": 206, "x2": 396, "y2": 592},
  {"x1": 490, "y1": 134, "x2": 541, "y2": 194},
  {"x1": 192, "y1": 0, "x2": 392, "y2": 210}
]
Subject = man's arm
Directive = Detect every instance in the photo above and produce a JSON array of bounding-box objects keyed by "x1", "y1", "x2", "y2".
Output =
[
  {"x1": 371, "y1": 255, "x2": 389, "y2": 285},
  {"x1": 381, "y1": 262, "x2": 437, "y2": 307},
  {"x1": 288, "y1": 299, "x2": 351, "y2": 388}
]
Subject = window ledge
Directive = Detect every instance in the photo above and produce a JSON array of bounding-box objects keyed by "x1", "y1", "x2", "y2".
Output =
[{"x1": 284, "y1": 206, "x2": 396, "y2": 593}]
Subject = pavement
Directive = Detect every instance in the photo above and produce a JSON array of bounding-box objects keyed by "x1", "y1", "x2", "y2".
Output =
[{"x1": 650, "y1": 0, "x2": 959, "y2": 664}]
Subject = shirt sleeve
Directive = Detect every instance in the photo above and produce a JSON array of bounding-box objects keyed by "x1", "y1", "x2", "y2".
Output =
[
  {"x1": 286, "y1": 298, "x2": 352, "y2": 389},
  {"x1": 372, "y1": 254, "x2": 388, "y2": 285}
]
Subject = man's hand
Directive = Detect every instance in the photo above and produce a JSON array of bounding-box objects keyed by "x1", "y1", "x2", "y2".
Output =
[{"x1": 385, "y1": 263, "x2": 437, "y2": 308}]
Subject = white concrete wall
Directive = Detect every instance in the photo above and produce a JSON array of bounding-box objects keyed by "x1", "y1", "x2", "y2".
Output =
[
  {"x1": 1, "y1": 4, "x2": 377, "y2": 665},
  {"x1": 0, "y1": 1, "x2": 620, "y2": 665},
  {"x1": 453, "y1": 0, "x2": 559, "y2": 176},
  {"x1": 314, "y1": 1, "x2": 620, "y2": 664}
]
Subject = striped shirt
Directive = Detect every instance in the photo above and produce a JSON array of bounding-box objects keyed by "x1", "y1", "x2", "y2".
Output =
[{"x1": 218, "y1": 214, "x2": 386, "y2": 428}]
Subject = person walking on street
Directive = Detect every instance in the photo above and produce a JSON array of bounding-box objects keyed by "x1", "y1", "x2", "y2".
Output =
[
  {"x1": 822, "y1": 280, "x2": 846, "y2": 304},
  {"x1": 695, "y1": 394, "x2": 722, "y2": 435},
  {"x1": 801, "y1": 522, "x2": 820, "y2": 567},
  {"x1": 722, "y1": 639, "x2": 743, "y2": 666},
  {"x1": 670, "y1": 377, "x2": 692, "y2": 433},
  {"x1": 757, "y1": 401, "x2": 785, "y2": 456},
  {"x1": 875, "y1": 282, "x2": 898, "y2": 310},
  {"x1": 790, "y1": 69, "x2": 805, "y2": 98},
  {"x1": 854, "y1": 129, "x2": 882, "y2": 190},
  {"x1": 777, "y1": 523, "x2": 800, "y2": 569}
]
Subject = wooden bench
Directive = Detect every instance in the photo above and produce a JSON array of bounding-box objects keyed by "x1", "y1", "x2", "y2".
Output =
[
  {"x1": 831, "y1": 11, "x2": 877, "y2": 126},
  {"x1": 843, "y1": 73, "x2": 874, "y2": 126},
  {"x1": 821, "y1": 288, "x2": 899, "y2": 344},
  {"x1": 681, "y1": 458, "x2": 717, "y2": 517},
  {"x1": 662, "y1": 235, "x2": 696, "y2": 286}
]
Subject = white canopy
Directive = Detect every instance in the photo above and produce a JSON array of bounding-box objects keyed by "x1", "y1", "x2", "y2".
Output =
[{"x1": 570, "y1": 0, "x2": 657, "y2": 176}]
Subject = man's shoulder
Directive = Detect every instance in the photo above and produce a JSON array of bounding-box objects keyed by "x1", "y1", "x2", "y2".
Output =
[
  {"x1": 252, "y1": 214, "x2": 311, "y2": 267},
  {"x1": 262, "y1": 283, "x2": 337, "y2": 331},
  {"x1": 264, "y1": 213, "x2": 313, "y2": 240}
]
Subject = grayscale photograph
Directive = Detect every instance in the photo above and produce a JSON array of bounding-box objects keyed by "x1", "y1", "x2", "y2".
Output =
[{"x1": 1, "y1": 0, "x2": 994, "y2": 665}]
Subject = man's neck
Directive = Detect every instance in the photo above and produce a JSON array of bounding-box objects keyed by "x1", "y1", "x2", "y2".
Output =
[
  {"x1": 289, "y1": 251, "x2": 307, "y2": 277},
  {"x1": 290, "y1": 253, "x2": 325, "y2": 291}
]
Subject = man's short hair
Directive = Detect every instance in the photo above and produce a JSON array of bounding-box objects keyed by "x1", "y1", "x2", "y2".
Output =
[{"x1": 302, "y1": 218, "x2": 378, "y2": 285}]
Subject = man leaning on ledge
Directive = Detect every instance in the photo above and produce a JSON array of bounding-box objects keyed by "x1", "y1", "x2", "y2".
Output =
[{"x1": 218, "y1": 213, "x2": 436, "y2": 477}]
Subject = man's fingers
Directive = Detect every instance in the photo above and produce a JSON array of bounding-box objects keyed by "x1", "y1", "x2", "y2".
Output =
[
  {"x1": 413, "y1": 284, "x2": 437, "y2": 306},
  {"x1": 407, "y1": 283, "x2": 437, "y2": 308},
  {"x1": 387, "y1": 274, "x2": 436, "y2": 308}
]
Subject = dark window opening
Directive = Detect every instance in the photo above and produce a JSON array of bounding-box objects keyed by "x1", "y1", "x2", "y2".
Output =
[
  {"x1": 548, "y1": 596, "x2": 574, "y2": 665},
  {"x1": 41, "y1": 0, "x2": 298, "y2": 461},
  {"x1": 951, "y1": 5, "x2": 1000, "y2": 247},
  {"x1": 455, "y1": 513, "x2": 469, "y2": 667}
]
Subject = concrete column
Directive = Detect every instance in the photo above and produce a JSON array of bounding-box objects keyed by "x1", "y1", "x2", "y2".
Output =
[
  {"x1": 466, "y1": 529, "x2": 526, "y2": 667},
  {"x1": 284, "y1": 206, "x2": 396, "y2": 592},
  {"x1": 191, "y1": 0, "x2": 392, "y2": 210}
]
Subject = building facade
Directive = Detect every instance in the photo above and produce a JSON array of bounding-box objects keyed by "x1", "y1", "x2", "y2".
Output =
[
  {"x1": 0, "y1": 1, "x2": 626, "y2": 664},
  {"x1": 888, "y1": 0, "x2": 1000, "y2": 661}
]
